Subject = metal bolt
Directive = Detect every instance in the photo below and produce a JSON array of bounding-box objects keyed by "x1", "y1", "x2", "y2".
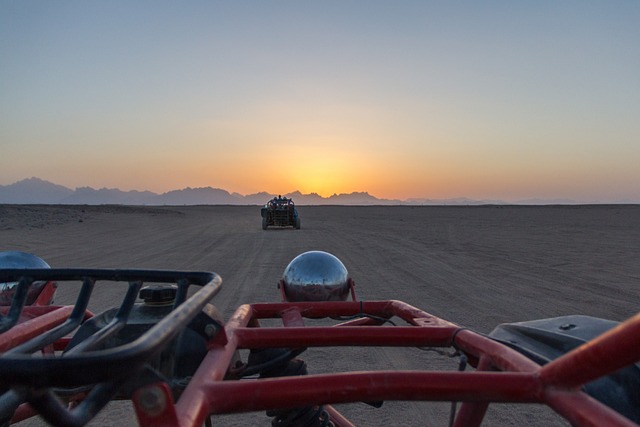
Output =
[
  {"x1": 138, "y1": 384, "x2": 166, "y2": 417},
  {"x1": 204, "y1": 323, "x2": 217, "y2": 338}
]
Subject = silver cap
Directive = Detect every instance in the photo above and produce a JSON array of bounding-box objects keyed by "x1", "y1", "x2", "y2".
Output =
[
  {"x1": 0, "y1": 251, "x2": 50, "y2": 269},
  {"x1": 282, "y1": 251, "x2": 350, "y2": 302},
  {"x1": 0, "y1": 251, "x2": 51, "y2": 306}
]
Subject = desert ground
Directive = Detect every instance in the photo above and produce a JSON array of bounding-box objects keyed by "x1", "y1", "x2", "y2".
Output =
[{"x1": 1, "y1": 204, "x2": 639, "y2": 426}]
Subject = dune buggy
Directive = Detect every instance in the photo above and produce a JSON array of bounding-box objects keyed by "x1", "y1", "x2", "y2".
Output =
[
  {"x1": 261, "y1": 196, "x2": 300, "y2": 230},
  {"x1": 1, "y1": 250, "x2": 639, "y2": 427}
]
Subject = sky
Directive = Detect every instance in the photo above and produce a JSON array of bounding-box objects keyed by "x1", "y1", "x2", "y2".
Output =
[{"x1": 1, "y1": 2, "x2": 639, "y2": 202}]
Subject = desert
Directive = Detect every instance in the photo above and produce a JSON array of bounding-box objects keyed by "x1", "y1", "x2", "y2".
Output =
[{"x1": 2, "y1": 204, "x2": 639, "y2": 426}]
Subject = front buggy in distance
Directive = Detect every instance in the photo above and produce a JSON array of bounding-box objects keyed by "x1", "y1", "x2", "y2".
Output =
[{"x1": 261, "y1": 196, "x2": 300, "y2": 230}]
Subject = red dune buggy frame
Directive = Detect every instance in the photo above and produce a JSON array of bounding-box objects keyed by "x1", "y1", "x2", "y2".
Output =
[{"x1": 0, "y1": 268, "x2": 639, "y2": 427}]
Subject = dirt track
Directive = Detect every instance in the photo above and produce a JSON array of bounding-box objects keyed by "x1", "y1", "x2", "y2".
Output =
[{"x1": 2, "y1": 204, "x2": 639, "y2": 426}]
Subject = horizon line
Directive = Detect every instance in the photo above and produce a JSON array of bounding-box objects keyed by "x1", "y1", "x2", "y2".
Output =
[{"x1": 2, "y1": 177, "x2": 639, "y2": 205}]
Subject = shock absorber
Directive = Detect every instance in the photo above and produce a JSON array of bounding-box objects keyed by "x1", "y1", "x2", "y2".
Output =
[{"x1": 245, "y1": 348, "x2": 332, "y2": 427}]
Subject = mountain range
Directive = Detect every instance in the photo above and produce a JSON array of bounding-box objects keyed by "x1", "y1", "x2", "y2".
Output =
[{"x1": 0, "y1": 177, "x2": 596, "y2": 206}]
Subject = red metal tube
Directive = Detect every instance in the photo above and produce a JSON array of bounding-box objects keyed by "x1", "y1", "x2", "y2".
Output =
[
  {"x1": 233, "y1": 325, "x2": 456, "y2": 349},
  {"x1": 174, "y1": 304, "x2": 253, "y2": 427},
  {"x1": 325, "y1": 404, "x2": 356, "y2": 427},
  {"x1": 453, "y1": 329, "x2": 541, "y2": 373},
  {"x1": 544, "y1": 388, "x2": 638, "y2": 427},
  {"x1": 201, "y1": 371, "x2": 541, "y2": 414},
  {"x1": 452, "y1": 355, "x2": 494, "y2": 427},
  {"x1": 0, "y1": 306, "x2": 74, "y2": 352}
]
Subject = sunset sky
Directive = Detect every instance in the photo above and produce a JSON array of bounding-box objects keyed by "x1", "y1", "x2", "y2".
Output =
[{"x1": 1, "y1": 2, "x2": 639, "y2": 202}]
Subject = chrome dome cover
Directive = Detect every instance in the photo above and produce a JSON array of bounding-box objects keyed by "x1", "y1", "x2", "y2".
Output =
[
  {"x1": 282, "y1": 251, "x2": 350, "y2": 302},
  {"x1": 0, "y1": 251, "x2": 51, "y2": 306},
  {"x1": 0, "y1": 251, "x2": 51, "y2": 269}
]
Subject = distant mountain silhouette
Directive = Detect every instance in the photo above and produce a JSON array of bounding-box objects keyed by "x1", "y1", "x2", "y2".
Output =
[
  {"x1": 0, "y1": 177, "x2": 605, "y2": 205},
  {"x1": 62, "y1": 186, "x2": 158, "y2": 205},
  {"x1": 0, "y1": 177, "x2": 74, "y2": 204},
  {"x1": 159, "y1": 187, "x2": 241, "y2": 205},
  {"x1": 0, "y1": 178, "x2": 404, "y2": 205}
]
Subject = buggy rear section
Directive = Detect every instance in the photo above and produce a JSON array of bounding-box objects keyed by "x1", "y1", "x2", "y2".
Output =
[{"x1": 261, "y1": 197, "x2": 301, "y2": 229}]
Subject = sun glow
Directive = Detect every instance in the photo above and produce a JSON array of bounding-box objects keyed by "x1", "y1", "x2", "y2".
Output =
[
  {"x1": 255, "y1": 142, "x2": 379, "y2": 197},
  {"x1": 279, "y1": 156, "x2": 357, "y2": 197}
]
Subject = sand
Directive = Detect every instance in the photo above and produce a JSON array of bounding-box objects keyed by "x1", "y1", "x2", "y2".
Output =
[{"x1": 2, "y1": 204, "x2": 639, "y2": 426}]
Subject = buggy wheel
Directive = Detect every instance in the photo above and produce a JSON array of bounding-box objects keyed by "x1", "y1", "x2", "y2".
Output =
[
  {"x1": 262, "y1": 217, "x2": 268, "y2": 230},
  {"x1": 295, "y1": 217, "x2": 301, "y2": 229}
]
